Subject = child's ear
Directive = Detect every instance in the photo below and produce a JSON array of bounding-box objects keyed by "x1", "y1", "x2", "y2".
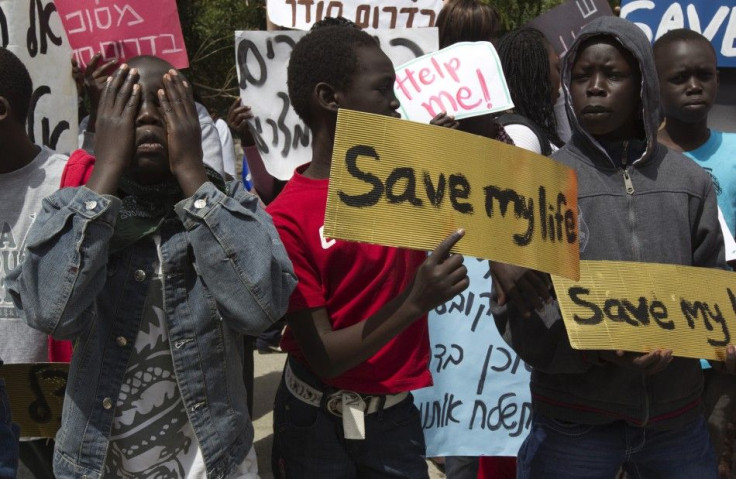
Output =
[
  {"x1": 315, "y1": 82, "x2": 340, "y2": 113},
  {"x1": 0, "y1": 97, "x2": 9, "y2": 121}
]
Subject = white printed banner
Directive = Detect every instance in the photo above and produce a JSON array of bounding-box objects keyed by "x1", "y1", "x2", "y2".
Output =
[
  {"x1": 1, "y1": 0, "x2": 78, "y2": 154},
  {"x1": 267, "y1": 0, "x2": 444, "y2": 31},
  {"x1": 235, "y1": 28, "x2": 438, "y2": 180},
  {"x1": 394, "y1": 42, "x2": 514, "y2": 123},
  {"x1": 412, "y1": 258, "x2": 531, "y2": 457}
]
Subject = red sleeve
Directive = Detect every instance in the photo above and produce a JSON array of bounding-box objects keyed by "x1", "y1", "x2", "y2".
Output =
[
  {"x1": 60, "y1": 149, "x2": 96, "y2": 187},
  {"x1": 269, "y1": 210, "x2": 326, "y2": 312}
]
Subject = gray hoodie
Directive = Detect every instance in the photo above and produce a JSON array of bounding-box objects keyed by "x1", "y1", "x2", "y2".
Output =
[{"x1": 493, "y1": 16, "x2": 725, "y2": 429}]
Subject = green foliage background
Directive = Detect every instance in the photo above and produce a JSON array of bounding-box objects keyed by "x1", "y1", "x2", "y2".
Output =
[
  {"x1": 177, "y1": 0, "x2": 266, "y2": 113},
  {"x1": 176, "y1": 0, "x2": 619, "y2": 115}
]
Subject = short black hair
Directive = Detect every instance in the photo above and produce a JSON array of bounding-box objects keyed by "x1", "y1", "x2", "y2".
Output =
[
  {"x1": 653, "y1": 28, "x2": 716, "y2": 60},
  {"x1": 287, "y1": 25, "x2": 378, "y2": 127},
  {"x1": 310, "y1": 16, "x2": 360, "y2": 30},
  {"x1": 0, "y1": 48, "x2": 33, "y2": 124}
]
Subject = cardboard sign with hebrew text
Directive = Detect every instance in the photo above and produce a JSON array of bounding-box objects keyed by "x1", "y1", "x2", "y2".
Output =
[
  {"x1": 553, "y1": 260, "x2": 736, "y2": 360},
  {"x1": 54, "y1": 0, "x2": 188, "y2": 69},
  {"x1": 324, "y1": 109, "x2": 580, "y2": 280}
]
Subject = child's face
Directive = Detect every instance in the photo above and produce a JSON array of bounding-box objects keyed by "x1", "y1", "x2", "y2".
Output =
[
  {"x1": 656, "y1": 40, "x2": 717, "y2": 124},
  {"x1": 126, "y1": 57, "x2": 172, "y2": 185},
  {"x1": 334, "y1": 46, "x2": 401, "y2": 118},
  {"x1": 570, "y1": 38, "x2": 641, "y2": 141}
]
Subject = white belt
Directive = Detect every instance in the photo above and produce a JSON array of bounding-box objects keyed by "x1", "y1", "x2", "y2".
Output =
[{"x1": 284, "y1": 360, "x2": 409, "y2": 440}]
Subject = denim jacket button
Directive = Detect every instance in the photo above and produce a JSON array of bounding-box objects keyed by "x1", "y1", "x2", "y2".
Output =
[
  {"x1": 102, "y1": 397, "x2": 113, "y2": 410},
  {"x1": 194, "y1": 199, "x2": 207, "y2": 209},
  {"x1": 116, "y1": 336, "x2": 127, "y2": 347},
  {"x1": 84, "y1": 200, "x2": 97, "y2": 211},
  {"x1": 134, "y1": 270, "x2": 146, "y2": 282}
]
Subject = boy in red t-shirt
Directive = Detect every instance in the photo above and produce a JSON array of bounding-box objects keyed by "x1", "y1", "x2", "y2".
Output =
[{"x1": 266, "y1": 24, "x2": 469, "y2": 478}]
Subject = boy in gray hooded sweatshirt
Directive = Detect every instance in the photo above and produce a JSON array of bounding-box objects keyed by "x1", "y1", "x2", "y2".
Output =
[{"x1": 491, "y1": 16, "x2": 725, "y2": 479}]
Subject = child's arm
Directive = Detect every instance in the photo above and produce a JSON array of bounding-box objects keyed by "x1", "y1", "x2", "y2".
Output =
[
  {"x1": 165, "y1": 73, "x2": 296, "y2": 335},
  {"x1": 227, "y1": 98, "x2": 286, "y2": 204},
  {"x1": 6, "y1": 66, "x2": 139, "y2": 339},
  {"x1": 287, "y1": 231, "x2": 469, "y2": 379},
  {"x1": 174, "y1": 180, "x2": 297, "y2": 335},
  {"x1": 5, "y1": 187, "x2": 119, "y2": 339}
]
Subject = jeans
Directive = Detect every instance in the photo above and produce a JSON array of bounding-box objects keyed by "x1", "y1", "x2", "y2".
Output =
[
  {"x1": 0, "y1": 379, "x2": 19, "y2": 479},
  {"x1": 272, "y1": 359, "x2": 428, "y2": 478},
  {"x1": 517, "y1": 413, "x2": 717, "y2": 479},
  {"x1": 18, "y1": 439, "x2": 54, "y2": 479}
]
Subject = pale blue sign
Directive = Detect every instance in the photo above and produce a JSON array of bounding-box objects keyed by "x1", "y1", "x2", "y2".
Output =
[{"x1": 413, "y1": 257, "x2": 532, "y2": 457}]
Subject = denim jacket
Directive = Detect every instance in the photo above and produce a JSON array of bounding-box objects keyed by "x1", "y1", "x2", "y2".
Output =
[{"x1": 7, "y1": 181, "x2": 296, "y2": 479}]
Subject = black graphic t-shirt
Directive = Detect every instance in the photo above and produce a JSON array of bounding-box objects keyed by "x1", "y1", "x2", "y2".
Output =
[{"x1": 103, "y1": 250, "x2": 201, "y2": 478}]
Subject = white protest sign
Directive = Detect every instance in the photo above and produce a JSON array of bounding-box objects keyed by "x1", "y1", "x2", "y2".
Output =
[
  {"x1": 412, "y1": 258, "x2": 531, "y2": 457},
  {"x1": 267, "y1": 0, "x2": 444, "y2": 31},
  {"x1": 394, "y1": 42, "x2": 514, "y2": 124},
  {"x1": 1, "y1": 0, "x2": 78, "y2": 154},
  {"x1": 235, "y1": 28, "x2": 438, "y2": 180}
]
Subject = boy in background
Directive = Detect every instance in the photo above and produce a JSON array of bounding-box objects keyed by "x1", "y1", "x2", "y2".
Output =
[
  {"x1": 654, "y1": 29, "x2": 736, "y2": 248},
  {"x1": 267, "y1": 25, "x2": 469, "y2": 478},
  {"x1": 491, "y1": 16, "x2": 725, "y2": 478},
  {"x1": 655, "y1": 28, "x2": 736, "y2": 475},
  {"x1": 0, "y1": 47, "x2": 68, "y2": 479}
]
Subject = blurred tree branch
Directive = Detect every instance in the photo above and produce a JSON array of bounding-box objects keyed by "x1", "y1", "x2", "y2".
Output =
[{"x1": 177, "y1": 0, "x2": 265, "y2": 114}]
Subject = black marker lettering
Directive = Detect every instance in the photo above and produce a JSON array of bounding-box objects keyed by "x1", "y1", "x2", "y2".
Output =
[
  {"x1": 650, "y1": 300, "x2": 673, "y2": 329},
  {"x1": 237, "y1": 39, "x2": 266, "y2": 89},
  {"x1": 513, "y1": 195, "x2": 534, "y2": 246},
  {"x1": 338, "y1": 145, "x2": 383, "y2": 207},
  {"x1": 0, "y1": 6, "x2": 7, "y2": 48},
  {"x1": 449, "y1": 174, "x2": 473, "y2": 214},
  {"x1": 386, "y1": 167, "x2": 422, "y2": 206},
  {"x1": 568, "y1": 286, "x2": 603, "y2": 325},
  {"x1": 603, "y1": 298, "x2": 640, "y2": 327},
  {"x1": 423, "y1": 171, "x2": 446, "y2": 207},
  {"x1": 26, "y1": 0, "x2": 62, "y2": 58}
]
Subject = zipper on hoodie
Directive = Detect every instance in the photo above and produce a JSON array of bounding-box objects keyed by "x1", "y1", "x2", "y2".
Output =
[
  {"x1": 620, "y1": 140, "x2": 641, "y2": 259},
  {"x1": 620, "y1": 141, "x2": 634, "y2": 195}
]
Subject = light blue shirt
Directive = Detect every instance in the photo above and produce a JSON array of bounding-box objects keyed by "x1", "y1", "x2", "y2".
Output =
[{"x1": 685, "y1": 131, "x2": 736, "y2": 237}]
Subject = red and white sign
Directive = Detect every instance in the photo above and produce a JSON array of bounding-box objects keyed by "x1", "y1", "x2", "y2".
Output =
[{"x1": 54, "y1": 0, "x2": 188, "y2": 69}]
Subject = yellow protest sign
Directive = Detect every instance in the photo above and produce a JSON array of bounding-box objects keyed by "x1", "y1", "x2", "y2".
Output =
[
  {"x1": 324, "y1": 109, "x2": 580, "y2": 279},
  {"x1": 553, "y1": 261, "x2": 736, "y2": 361},
  {"x1": 2, "y1": 363, "x2": 68, "y2": 437}
]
